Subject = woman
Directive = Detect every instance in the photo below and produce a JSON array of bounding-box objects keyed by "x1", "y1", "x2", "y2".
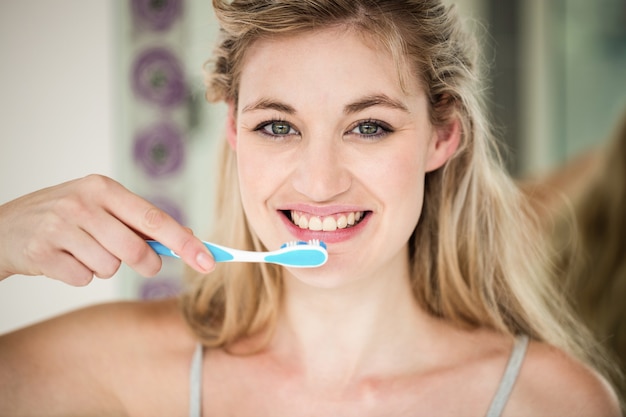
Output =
[{"x1": 0, "y1": 0, "x2": 620, "y2": 415}]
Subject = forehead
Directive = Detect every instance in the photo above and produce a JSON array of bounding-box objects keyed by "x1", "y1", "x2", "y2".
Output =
[{"x1": 237, "y1": 27, "x2": 422, "y2": 104}]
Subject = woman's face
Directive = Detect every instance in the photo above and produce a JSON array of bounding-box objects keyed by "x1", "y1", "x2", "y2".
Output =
[{"x1": 232, "y1": 28, "x2": 455, "y2": 287}]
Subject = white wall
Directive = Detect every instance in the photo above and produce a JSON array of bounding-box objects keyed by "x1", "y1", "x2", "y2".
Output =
[{"x1": 0, "y1": 1, "x2": 122, "y2": 333}]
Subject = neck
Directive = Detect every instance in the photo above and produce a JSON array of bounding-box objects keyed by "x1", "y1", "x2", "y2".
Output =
[{"x1": 272, "y1": 252, "x2": 436, "y2": 385}]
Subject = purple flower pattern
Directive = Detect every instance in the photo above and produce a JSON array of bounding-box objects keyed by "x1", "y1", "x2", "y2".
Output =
[
  {"x1": 132, "y1": 47, "x2": 186, "y2": 108},
  {"x1": 148, "y1": 195, "x2": 186, "y2": 225},
  {"x1": 139, "y1": 277, "x2": 182, "y2": 300},
  {"x1": 131, "y1": 0, "x2": 183, "y2": 32},
  {"x1": 133, "y1": 121, "x2": 185, "y2": 178}
]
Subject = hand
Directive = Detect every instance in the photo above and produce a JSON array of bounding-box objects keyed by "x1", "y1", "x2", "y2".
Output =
[{"x1": 0, "y1": 175, "x2": 215, "y2": 285}]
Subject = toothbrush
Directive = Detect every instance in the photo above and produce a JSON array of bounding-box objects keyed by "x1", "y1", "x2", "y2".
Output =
[{"x1": 146, "y1": 239, "x2": 328, "y2": 268}]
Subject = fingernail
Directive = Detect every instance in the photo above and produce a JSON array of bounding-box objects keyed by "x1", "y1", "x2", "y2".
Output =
[{"x1": 196, "y1": 252, "x2": 215, "y2": 273}]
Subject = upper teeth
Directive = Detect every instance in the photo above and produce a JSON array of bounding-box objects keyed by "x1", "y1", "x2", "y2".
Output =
[{"x1": 290, "y1": 211, "x2": 364, "y2": 231}]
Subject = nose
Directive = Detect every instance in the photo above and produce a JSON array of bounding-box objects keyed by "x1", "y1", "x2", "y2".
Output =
[{"x1": 291, "y1": 135, "x2": 351, "y2": 202}]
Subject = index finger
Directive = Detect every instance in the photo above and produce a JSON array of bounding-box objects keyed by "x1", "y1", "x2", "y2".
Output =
[{"x1": 103, "y1": 181, "x2": 215, "y2": 274}]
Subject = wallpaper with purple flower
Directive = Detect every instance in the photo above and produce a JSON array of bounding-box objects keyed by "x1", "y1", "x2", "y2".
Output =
[
  {"x1": 125, "y1": 0, "x2": 190, "y2": 300},
  {"x1": 132, "y1": 47, "x2": 186, "y2": 108},
  {"x1": 131, "y1": 0, "x2": 183, "y2": 32},
  {"x1": 133, "y1": 121, "x2": 186, "y2": 178}
]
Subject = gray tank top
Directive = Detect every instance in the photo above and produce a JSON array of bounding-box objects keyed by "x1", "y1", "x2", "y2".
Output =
[{"x1": 189, "y1": 334, "x2": 529, "y2": 417}]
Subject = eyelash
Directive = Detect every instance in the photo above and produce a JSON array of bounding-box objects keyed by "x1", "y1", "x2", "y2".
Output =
[
  {"x1": 347, "y1": 119, "x2": 394, "y2": 140},
  {"x1": 253, "y1": 118, "x2": 394, "y2": 141},
  {"x1": 254, "y1": 119, "x2": 299, "y2": 140}
]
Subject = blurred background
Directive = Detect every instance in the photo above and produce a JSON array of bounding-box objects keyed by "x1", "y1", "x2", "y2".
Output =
[{"x1": 0, "y1": 0, "x2": 625, "y2": 333}]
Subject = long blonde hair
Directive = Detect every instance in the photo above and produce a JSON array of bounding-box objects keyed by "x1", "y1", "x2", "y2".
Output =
[{"x1": 181, "y1": 0, "x2": 607, "y2": 378}]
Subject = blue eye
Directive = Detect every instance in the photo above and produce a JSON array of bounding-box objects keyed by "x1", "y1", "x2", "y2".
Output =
[
  {"x1": 257, "y1": 120, "x2": 299, "y2": 137},
  {"x1": 348, "y1": 119, "x2": 393, "y2": 140},
  {"x1": 356, "y1": 121, "x2": 381, "y2": 135}
]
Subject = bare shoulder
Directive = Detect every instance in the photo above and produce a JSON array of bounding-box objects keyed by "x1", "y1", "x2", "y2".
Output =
[
  {"x1": 0, "y1": 298, "x2": 197, "y2": 416},
  {"x1": 1, "y1": 298, "x2": 193, "y2": 351},
  {"x1": 506, "y1": 340, "x2": 621, "y2": 416}
]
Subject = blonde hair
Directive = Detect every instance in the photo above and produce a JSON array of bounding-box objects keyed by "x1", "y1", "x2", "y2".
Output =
[{"x1": 181, "y1": 0, "x2": 607, "y2": 378}]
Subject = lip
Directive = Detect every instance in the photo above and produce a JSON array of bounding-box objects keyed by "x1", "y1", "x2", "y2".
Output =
[
  {"x1": 279, "y1": 203, "x2": 369, "y2": 217},
  {"x1": 277, "y1": 206, "x2": 371, "y2": 244}
]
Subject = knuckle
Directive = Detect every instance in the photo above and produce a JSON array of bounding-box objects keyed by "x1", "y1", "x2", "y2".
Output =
[
  {"x1": 143, "y1": 207, "x2": 167, "y2": 231},
  {"x1": 96, "y1": 259, "x2": 121, "y2": 279},
  {"x1": 51, "y1": 194, "x2": 92, "y2": 225},
  {"x1": 23, "y1": 239, "x2": 49, "y2": 266},
  {"x1": 53, "y1": 195, "x2": 82, "y2": 217},
  {"x1": 82, "y1": 174, "x2": 113, "y2": 192},
  {"x1": 78, "y1": 175, "x2": 120, "y2": 204},
  {"x1": 143, "y1": 260, "x2": 162, "y2": 278},
  {"x1": 127, "y1": 247, "x2": 162, "y2": 277},
  {"x1": 71, "y1": 272, "x2": 94, "y2": 287},
  {"x1": 177, "y1": 233, "x2": 197, "y2": 257},
  {"x1": 124, "y1": 241, "x2": 162, "y2": 277},
  {"x1": 125, "y1": 241, "x2": 152, "y2": 266}
]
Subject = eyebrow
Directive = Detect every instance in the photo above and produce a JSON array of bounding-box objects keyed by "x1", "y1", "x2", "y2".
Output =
[
  {"x1": 240, "y1": 93, "x2": 410, "y2": 115},
  {"x1": 343, "y1": 94, "x2": 410, "y2": 115},
  {"x1": 241, "y1": 99, "x2": 296, "y2": 114}
]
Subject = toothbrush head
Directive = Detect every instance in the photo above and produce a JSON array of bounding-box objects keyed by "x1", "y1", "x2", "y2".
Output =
[
  {"x1": 280, "y1": 239, "x2": 327, "y2": 250},
  {"x1": 271, "y1": 240, "x2": 328, "y2": 268}
]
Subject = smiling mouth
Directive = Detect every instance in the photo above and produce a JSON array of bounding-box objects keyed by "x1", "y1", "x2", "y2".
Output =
[{"x1": 283, "y1": 210, "x2": 368, "y2": 232}]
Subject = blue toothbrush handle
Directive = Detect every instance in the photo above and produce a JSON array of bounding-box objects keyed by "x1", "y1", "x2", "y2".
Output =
[
  {"x1": 146, "y1": 240, "x2": 235, "y2": 262},
  {"x1": 202, "y1": 242, "x2": 235, "y2": 262},
  {"x1": 147, "y1": 240, "x2": 178, "y2": 257}
]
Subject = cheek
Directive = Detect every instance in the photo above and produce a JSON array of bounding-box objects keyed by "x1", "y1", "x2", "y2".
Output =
[
  {"x1": 237, "y1": 148, "x2": 264, "y2": 209},
  {"x1": 237, "y1": 149, "x2": 260, "y2": 189},
  {"x1": 372, "y1": 149, "x2": 427, "y2": 226},
  {"x1": 236, "y1": 145, "x2": 288, "y2": 212},
  {"x1": 369, "y1": 149, "x2": 426, "y2": 198}
]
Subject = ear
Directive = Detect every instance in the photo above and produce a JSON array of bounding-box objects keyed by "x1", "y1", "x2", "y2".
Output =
[
  {"x1": 425, "y1": 118, "x2": 461, "y2": 172},
  {"x1": 225, "y1": 100, "x2": 238, "y2": 150}
]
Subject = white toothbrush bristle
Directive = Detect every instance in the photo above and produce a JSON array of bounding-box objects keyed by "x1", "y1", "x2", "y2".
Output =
[
  {"x1": 308, "y1": 239, "x2": 327, "y2": 249},
  {"x1": 280, "y1": 239, "x2": 327, "y2": 250}
]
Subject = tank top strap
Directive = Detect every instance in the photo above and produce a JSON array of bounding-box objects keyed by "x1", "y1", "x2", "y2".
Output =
[
  {"x1": 189, "y1": 342, "x2": 204, "y2": 417},
  {"x1": 485, "y1": 334, "x2": 530, "y2": 417}
]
